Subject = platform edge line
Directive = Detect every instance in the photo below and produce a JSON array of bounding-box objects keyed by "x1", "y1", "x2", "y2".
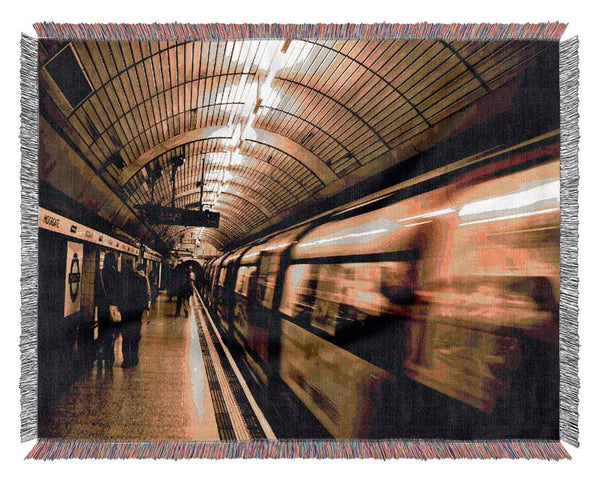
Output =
[
  {"x1": 190, "y1": 302, "x2": 238, "y2": 440},
  {"x1": 195, "y1": 292, "x2": 277, "y2": 440},
  {"x1": 193, "y1": 298, "x2": 251, "y2": 440}
]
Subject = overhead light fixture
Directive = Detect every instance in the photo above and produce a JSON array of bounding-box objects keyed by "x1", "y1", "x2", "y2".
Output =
[
  {"x1": 171, "y1": 154, "x2": 185, "y2": 169},
  {"x1": 147, "y1": 164, "x2": 162, "y2": 182},
  {"x1": 229, "y1": 124, "x2": 241, "y2": 147},
  {"x1": 231, "y1": 151, "x2": 245, "y2": 166},
  {"x1": 107, "y1": 152, "x2": 125, "y2": 170}
]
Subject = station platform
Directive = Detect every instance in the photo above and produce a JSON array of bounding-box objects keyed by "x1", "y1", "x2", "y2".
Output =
[{"x1": 40, "y1": 291, "x2": 275, "y2": 441}]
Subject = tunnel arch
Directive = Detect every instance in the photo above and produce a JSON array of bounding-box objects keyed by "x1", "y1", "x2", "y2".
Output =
[
  {"x1": 40, "y1": 37, "x2": 549, "y2": 250},
  {"x1": 118, "y1": 125, "x2": 337, "y2": 186}
]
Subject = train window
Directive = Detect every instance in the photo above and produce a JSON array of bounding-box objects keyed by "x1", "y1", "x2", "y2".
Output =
[
  {"x1": 235, "y1": 265, "x2": 257, "y2": 297},
  {"x1": 281, "y1": 261, "x2": 417, "y2": 337},
  {"x1": 218, "y1": 266, "x2": 227, "y2": 287},
  {"x1": 234, "y1": 266, "x2": 246, "y2": 294},
  {"x1": 404, "y1": 274, "x2": 559, "y2": 412},
  {"x1": 211, "y1": 266, "x2": 219, "y2": 289},
  {"x1": 279, "y1": 264, "x2": 319, "y2": 318},
  {"x1": 258, "y1": 252, "x2": 280, "y2": 309},
  {"x1": 311, "y1": 263, "x2": 384, "y2": 336},
  {"x1": 226, "y1": 264, "x2": 238, "y2": 285}
]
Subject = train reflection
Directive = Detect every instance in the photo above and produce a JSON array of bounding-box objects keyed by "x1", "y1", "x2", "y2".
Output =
[{"x1": 200, "y1": 148, "x2": 559, "y2": 440}]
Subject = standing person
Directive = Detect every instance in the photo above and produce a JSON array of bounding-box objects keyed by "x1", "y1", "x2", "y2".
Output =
[
  {"x1": 149, "y1": 268, "x2": 159, "y2": 304},
  {"x1": 175, "y1": 265, "x2": 195, "y2": 317},
  {"x1": 96, "y1": 252, "x2": 121, "y2": 368},
  {"x1": 166, "y1": 263, "x2": 178, "y2": 302},
  {"x1": 120, "y1": 263, "x2": 151, "y2": 368}
]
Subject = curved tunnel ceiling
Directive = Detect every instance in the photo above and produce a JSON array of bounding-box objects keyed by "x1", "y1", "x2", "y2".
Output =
[{"x1": 39, "y1": 38, "x2": 550, "y2": 250}]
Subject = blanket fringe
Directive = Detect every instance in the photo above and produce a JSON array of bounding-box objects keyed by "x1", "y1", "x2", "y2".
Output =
[
  {"x1": 26, "y1": 439, "x2": 571, "y2": 460},
  {"x1": 20, "y1": 34, "x2": 39, "y2": 443},
  {"x1": 558, "y1": 36, "x2": 580, "y2": 447},
  {"x1": 33, "y1": 22, "x2": 567, "y2": 41},
  {"x1": 21, "y1": 23, "x2": 578, "y2": 458}
]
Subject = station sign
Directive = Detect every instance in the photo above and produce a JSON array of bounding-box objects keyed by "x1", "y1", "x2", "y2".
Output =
[
  {"x1": 144, "y1": 246, "x2": 162, "y2": 262},
  {"x1": 64, "y1": 241, "x2": 83, "y2": 318},
  {"x1": 39, "y1": 207, "x2": 141, "y2": 257},
  {"x1": 170, "y1": 248, "x2": 193, "y2": 255}
]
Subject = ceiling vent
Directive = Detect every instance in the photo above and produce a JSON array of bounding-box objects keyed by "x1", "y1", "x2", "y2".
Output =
[
  {"x1": 45, "y1": 45, "x2": 93, "y2": 108},
  {"x1": 107, "y1": 152, "x2": 125, "y2": 170}
]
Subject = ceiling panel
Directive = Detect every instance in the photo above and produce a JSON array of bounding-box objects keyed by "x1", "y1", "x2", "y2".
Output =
[{"x1": 40, "y1": 38, "x2": 550, "y2": 249}]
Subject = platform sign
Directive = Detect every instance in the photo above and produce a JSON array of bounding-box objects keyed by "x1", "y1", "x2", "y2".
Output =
[
  {"x1": 39, "y1": 207, "x2": 140, "y2": 257},
  {"x1": 170, "y1": 248, "x2": 193, "y2": 257},
  {"x1": 139, "y1": 204, "x2": 220, "y2": 227},
  {"x1": 64, "y1": 241, "x2": 83, "y2": 318}
]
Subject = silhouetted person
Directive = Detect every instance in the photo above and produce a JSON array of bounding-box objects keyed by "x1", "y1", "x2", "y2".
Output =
[
  {"x1": 96, "y1": 252, "x2": 121, "y2": 368},
  {"x1": 120, "y1": 263, "x2": 151, "y2": 368},
  {"x1": 149, "y1": 268, "x2": 159, "y2": 303},
  {"x1": 175, "y1": 265, "x2": 195, "y2": 317},
  {"x1": 166, "y1": 263, "x2": 178, "y2": 302}
]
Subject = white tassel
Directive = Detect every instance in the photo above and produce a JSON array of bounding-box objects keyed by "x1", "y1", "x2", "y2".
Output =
[
  {"x1": 20, "y1": 34, "x2": 39, "y2": 442},
  {"x1": 559, "y1": 35, "x2": 580, "y2": 447}
]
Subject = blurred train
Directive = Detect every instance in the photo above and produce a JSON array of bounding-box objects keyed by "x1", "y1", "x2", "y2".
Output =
[{"x1": 200, "y1": 135, "x2": 560, "y2": 439}]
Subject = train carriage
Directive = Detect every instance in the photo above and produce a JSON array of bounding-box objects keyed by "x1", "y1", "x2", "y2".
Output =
[
  {"x1": 277, "y1": 187, "x2": 455, "y2": 437},
  {"x1": 199, "y1": 151, "x2": 560, "y2": 439},
  {"x1": 202, "y1": 258, "x2": 217, "y2": 300},
  {"x1": 215, "y1": 247, "x2": 248, "y2": 334},
  {"x1": 231, "y1": 241, "x2": 267, "y2": 385},
  {"x1": 207, "y1": 254, "x2": 227, "y2": 311},
  {"x1": 404, "y1": 160, "x2": 560, "y2": 432}
]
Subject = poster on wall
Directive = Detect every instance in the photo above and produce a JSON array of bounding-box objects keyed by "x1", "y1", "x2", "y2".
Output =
[
  {"x1": 64, "y1": 241, "x2": 84, "y2": 318},
  {"x1": 98, "y1": 250, "x2": 105, "y2": 271}
]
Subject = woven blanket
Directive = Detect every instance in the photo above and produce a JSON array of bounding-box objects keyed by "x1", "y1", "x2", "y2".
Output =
[{"x1": 20, "y1": 22, "x2": 579, "y2": 460}]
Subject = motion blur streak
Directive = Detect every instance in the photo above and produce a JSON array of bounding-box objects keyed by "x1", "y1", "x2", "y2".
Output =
[{"x1": 201, "y1": 148, "x2": 560, "y2": 439}]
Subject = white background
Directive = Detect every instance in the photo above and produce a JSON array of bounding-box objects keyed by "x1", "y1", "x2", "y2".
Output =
[{"x1": 1, "y1": 1, "x2": 598, "y2": 478}]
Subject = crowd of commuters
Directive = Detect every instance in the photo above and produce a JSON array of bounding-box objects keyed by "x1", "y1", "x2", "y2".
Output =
[
  {"x1": 95, "y1": 254, "x2": 198, "y2": 369},
  {"x1": 95, "y1": 253, "x2": 152, "y2": 369}
]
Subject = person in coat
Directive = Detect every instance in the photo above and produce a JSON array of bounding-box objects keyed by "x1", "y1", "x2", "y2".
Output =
[
  {"x1": 175, "y1": 265, "x2": 195, "y2": 317},
  {"x1": 95, "y1": 252, "x2": 121, "y2": 368},
  {"x1": 120, "y1": 263, "x2": 151, "y2": 368}
]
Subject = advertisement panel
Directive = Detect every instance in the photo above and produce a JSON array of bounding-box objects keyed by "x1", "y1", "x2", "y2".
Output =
[{"x1": 64, "y1": 241, "x2": 84, "y2": 318}]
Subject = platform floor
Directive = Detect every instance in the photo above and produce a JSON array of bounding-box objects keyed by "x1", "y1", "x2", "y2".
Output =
[{"x1": 41, "y1": 292, "x2": 274, "y2": 441}]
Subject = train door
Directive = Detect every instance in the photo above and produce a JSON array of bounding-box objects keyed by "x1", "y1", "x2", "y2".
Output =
[
  {"x1": 216, "y1": 250, "x2": 243, "y2": 335},
  {"x1": 255, "y1": 226, "x2": 313, "y2": 385},
  {"x1": 219, "y1": 263, "x2": 237, "y2": 335},
  {"x1": 209, "y1": 256, "x2": 226, "y2": 309},
  {"x1": 214, "y1": 260, "x2": 229, "y2": 330}
]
